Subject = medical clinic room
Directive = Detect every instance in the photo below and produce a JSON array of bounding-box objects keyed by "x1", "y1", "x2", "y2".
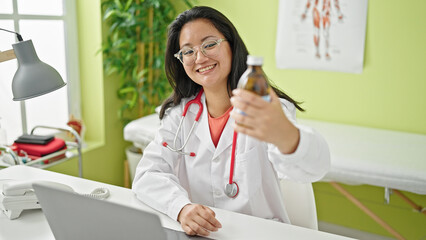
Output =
[{"x1": 0, "y1": 0, "x2": 425, "y2": 239}]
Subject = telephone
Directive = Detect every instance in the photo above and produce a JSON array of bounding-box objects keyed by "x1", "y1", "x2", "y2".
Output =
[{"x1": 0, "y1": 179, "x2": 110, "y2": 220}]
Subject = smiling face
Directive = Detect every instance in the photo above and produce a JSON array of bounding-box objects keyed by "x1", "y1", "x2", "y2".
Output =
[{"x1": 178, "y1": 18, "x2": 232, "y2": 93}]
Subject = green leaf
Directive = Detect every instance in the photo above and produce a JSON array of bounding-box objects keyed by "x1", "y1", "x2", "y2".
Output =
[
  {"x1": 102, "y1": 0, "x2": 196, "y2": 121},
  {"x1": 114, "y1": 0, "x2": 123, "y2": 10},
  {"x1": 103, "y1": 9, "x2": 119, "y2": 20},
  {"x1": 124, "y1": 0, "x2": 133, "y2": 11}
]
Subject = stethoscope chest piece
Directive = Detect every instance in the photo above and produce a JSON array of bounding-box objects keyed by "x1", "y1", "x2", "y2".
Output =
[{"x1": 225, "y1": 182, "x2": 239, "y2": 198}]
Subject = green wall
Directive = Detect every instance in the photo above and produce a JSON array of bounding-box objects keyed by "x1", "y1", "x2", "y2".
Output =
[
  {"x1": 197, "y1": 0, "x2": 426, "y2": 134},
  {"x1": 195, "y1": 0, "x2": 426, "y2": 239},
  {"x1": 48, "y1": 0, "x2": 128, "y2": 186},
  {"x1": 49, "y1": 0, "x2": 426, "y2": 239}
]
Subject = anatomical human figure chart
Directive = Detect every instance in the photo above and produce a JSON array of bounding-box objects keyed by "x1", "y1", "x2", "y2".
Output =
[{"x1": 276, "y1": 0, "x2": 368, "y2": 73}]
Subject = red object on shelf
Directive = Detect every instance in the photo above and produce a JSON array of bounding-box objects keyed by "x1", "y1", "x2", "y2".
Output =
[
  {"x1": 13, "y1": 138, "x2": 66, "y2": 157},
  {"x1": 27, "y1": 150, "x2": 67, "y2": 164}
]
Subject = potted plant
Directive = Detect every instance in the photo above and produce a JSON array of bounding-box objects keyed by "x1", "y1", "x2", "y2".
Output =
[{"x1": 101, "y1": 0, "x2": 194, "y2": 124}]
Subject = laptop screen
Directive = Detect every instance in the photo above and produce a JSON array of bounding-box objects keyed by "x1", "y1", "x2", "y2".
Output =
[{"x1": 33, "y1": 182, "x2": 212, "y2": 240}]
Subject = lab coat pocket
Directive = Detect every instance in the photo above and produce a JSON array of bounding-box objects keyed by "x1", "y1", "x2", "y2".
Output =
[{"x1": 234, "y1": 146, "x2": 263, "y2": 198}]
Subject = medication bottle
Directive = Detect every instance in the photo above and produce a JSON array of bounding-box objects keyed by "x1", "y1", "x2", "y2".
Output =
[{"x1": 237, "y1": 55, "x2": 271, "y2": 102}]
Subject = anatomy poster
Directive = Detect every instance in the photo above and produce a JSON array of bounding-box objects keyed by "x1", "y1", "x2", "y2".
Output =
[{"x1": 275, "y1": 0, "x2": 368, "y2": 73}]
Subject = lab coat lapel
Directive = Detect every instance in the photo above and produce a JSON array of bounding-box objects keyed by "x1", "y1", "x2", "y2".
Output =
[
  {"x1": 212, "y1": 117, "x2": 234, "y2": 159},
  {"x1": 192, "y1": 93, "x2": 216, "y2": 154}
]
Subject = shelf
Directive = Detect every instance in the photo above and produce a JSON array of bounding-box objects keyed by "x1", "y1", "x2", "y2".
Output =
[{"x1": 0, "y1": 125, "x2": 83, "y2": 177}]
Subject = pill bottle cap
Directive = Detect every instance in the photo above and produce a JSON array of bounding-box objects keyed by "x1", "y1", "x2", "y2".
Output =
[{"x1": 246, "y1": 55, "x2": 263, "y2": 66}]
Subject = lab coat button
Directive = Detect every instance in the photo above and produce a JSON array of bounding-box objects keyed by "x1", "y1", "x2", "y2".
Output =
[{"x1": 214, "y1": 190, "x2": 222, "y2": 196}]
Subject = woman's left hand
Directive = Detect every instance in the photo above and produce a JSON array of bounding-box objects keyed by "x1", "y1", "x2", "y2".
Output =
[{"x1": 230, "y1": 89, "x2": 300, "y2": 154}]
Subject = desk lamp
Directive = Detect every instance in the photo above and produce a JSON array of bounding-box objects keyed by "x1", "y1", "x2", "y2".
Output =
[{"x1": 0, "y1": 28, "x2": 66, "y2": 134}]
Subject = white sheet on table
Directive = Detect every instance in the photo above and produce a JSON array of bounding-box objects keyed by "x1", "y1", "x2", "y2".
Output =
[
  {"x1": 124, "y1": 114, "x2": 160, "y2": 150},
  {"x1": 299, "y1": 119, "x2": 426, "y2": 195}
]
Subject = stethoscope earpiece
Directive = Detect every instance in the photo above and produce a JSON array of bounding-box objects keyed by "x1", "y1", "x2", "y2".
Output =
[{"x1": 225, "y1": 182, "x2": 239, "y2": 198}]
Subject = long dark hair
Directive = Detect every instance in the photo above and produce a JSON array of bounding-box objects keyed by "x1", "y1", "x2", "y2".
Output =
[{"x1": 160, "y1": 6, "x2": 303, "y2": 119}]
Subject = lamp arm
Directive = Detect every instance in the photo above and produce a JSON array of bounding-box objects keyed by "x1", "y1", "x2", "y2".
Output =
[
  {"x1": 0, "y1": 27, "x2": 22, "y2": 63},
  {"x1": 0, "y1": 49, "x2": 16, "y2": 63},
  {"x1": 0, "y1": 27, "x2": 23, "y2": 41}
]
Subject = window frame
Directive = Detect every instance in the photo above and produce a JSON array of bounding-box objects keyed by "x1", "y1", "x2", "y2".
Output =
[{"x1": 0, "y1": 0, "x2": 81, "y2": 137}]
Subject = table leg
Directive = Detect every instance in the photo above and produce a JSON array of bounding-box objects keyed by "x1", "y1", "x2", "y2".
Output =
[
  {"x1": 124, "y1": 160, "x2": 130, "y2": 188},
  {"x1": 393, "y1": 189, "x2": 426, "y2": 216},
  {"x1": 329, "y1": 182, "x2": 405, "y2": 240}
]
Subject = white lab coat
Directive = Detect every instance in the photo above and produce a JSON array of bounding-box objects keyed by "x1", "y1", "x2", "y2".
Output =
[{"x1": 132, "y1": 92, "x2": 330, "y2": 223}]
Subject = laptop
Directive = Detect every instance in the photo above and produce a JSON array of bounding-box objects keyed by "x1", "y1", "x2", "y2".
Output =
[{"x1": 33, "y1": 182, "x2": 212, "y2": 240}]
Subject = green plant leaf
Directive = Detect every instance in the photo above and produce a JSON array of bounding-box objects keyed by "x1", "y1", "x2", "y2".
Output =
[
  {"x1": 102, "y1": 0, "x2": 194, "y2": 123},
  {"x1": 124, "y1": 0, "x2": 133, "y2": 11},
  {"x1": 114, "y1": 0, "x2": 123, "y2": 10}
]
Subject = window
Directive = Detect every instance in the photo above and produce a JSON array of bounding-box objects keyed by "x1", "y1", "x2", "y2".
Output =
[{"x1": 0, "y1": 0, "x2": 80, "y2": 144}]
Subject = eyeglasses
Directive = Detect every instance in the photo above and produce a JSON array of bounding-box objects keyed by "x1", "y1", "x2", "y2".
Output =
[{"x1": 174, "y1": 38, "x2": 227, "y2": 66}]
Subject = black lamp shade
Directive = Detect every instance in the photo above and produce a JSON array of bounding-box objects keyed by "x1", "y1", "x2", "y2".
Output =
[{"x1": 11, "y1": 40, "x2": 66, "y2": 101}]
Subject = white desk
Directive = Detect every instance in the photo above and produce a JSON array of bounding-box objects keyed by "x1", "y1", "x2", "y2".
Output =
[{"x1": 0, "y1": 166, "x2": 353, "y2": 240}]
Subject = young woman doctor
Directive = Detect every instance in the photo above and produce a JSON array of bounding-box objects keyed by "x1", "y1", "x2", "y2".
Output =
[{"x1": 132, "y1": 6, "x2": 330, "y2": 237}]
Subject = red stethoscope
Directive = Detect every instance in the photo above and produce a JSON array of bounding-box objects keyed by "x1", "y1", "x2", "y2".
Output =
[{"x1": 162, "y1": 89, "x2": 240, "y2": 198}]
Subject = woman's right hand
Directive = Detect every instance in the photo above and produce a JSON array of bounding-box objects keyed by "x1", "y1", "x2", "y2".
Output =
[{"x1": 177, "y1": 204, "x2": 222, "y2": 236}]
